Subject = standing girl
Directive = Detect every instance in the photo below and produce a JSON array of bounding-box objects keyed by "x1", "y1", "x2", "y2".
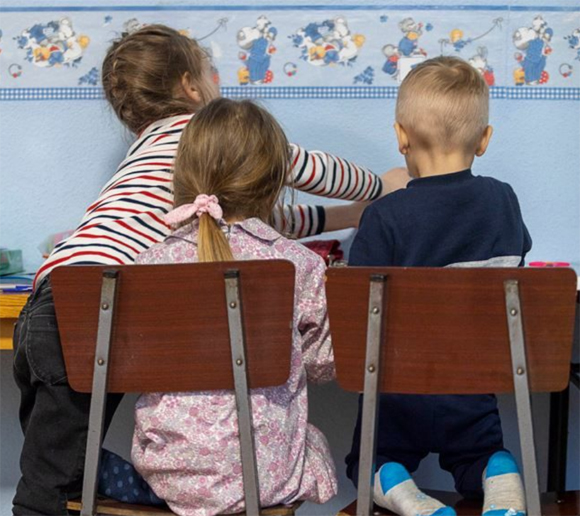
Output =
[{"x1": 13, "y1": 25, "x2": 407, "y2": 514}]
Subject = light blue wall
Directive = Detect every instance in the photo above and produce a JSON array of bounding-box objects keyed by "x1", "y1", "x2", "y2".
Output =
[
  {"x1": 0, "y1": 0, "x2": 579, "y2": 513},
  {"x1": 2, "y1": 94, "x2": 579, "y2": 270},
  {"x1": 1, "y1": 0, "x2": 579, "y2": 269}
]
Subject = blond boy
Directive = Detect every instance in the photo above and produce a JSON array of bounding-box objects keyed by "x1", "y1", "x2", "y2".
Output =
[{"x1": 347, "y1": 57, "x2": 531, "y2": 516}]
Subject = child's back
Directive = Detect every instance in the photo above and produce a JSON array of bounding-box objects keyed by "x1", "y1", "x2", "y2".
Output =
[
  {"x1": 350, "y1": 171, "x2": 530, "y2": 268},
  {"x1": 131, "y1": 98, "x2": 337, "y2": 515},
  {"x1": 347, "y1": 57, "x2": 531, "y2": 516},
  {"x1": 133, "y1": 219, "x2": 336, "y2": 514}
]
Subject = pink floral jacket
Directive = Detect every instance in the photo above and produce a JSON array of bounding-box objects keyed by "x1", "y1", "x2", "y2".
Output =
[{"x1": 131, "y1": 218, "x2": 337, "y2": 516}]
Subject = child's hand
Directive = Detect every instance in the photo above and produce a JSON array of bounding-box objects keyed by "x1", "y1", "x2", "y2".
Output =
[
  {"x1": 380, "y1": 167, "x2": 410, "y2": 197},
  {"x1": 323, "y1": 202, "x2": 368, "y2": 231}
]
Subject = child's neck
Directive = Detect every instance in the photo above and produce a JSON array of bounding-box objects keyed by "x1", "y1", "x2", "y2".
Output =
[
  {"x1": 411, "y1": 149, "x2": 474, "y2": 179},
  {"x1": 225, "y1": 216, "x2": 245, "y2": 224}
]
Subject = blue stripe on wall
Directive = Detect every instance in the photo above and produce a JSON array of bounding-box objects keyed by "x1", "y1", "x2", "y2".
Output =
[{"x1": 1, "y1": 87, "x2": 579, "y2": 101}]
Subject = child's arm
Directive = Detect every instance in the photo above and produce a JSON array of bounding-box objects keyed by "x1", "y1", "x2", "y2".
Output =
[
  {"x1": 275, "y1": 157, "x2": 409, "y2": 238},
  {"x1": 298, "y1": 256, "x2": 335, "y2": 383},
  {"x1": 303, "y1": 166, "x2": 408, "y2": 233},
  {"x1": 271, "y1": 202, "x2": 370, "y2": 238},
  {"x1": 289, "y1": 144, "x2": 383, "y2": 201}
]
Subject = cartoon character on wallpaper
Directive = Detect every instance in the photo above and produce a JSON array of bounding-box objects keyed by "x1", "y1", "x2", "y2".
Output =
[
  {"x1": 15, "y1": 17, "x2": 90, "y2": 68},
  {"x1": 381, "y1": 18, "x2": 427, "y2": 80},
  {"x1": 513, "y1": 15, "x2": 553, "y2": 85},
  {"x1": 564, "y1": 28, "x2": 580, "y2": 61},
  {"x1": 381, "y1": 44, "x2": 400, "y2": 77},
  {"x1": 468, "y1": 47, "x2": 495, "y2": 86},
  {"x1": 439, "y1": 18, "x2": 503, "y2": 53},
  {"x1": 290, "y1": 16, "x2": 365, "y2": 67},
  {"x1": 237, "y1": 16, "x2": 277, "y2": 85},
  {"x1": 121, "y1": 18, "x2": 145, "y2": 37},
  {"x1": 397, "y1": 18, "x2": 425, "y2": 57}
]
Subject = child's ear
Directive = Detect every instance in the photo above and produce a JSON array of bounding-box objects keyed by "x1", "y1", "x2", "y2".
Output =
[
  {"x1": 394, "y1": 122, "x2": 409, "y2": 155},
  {"x1": 181, "y1": 73, "x2": 203, "y2": 105},
  {"x1": 475, "y1": 125, "x2": 493, "y2": 157}
]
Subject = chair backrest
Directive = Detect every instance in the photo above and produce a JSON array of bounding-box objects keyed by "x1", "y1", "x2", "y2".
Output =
[
  {"x1": 326, "y1": 266, "x2": 577, "y2": 516},
  {"x1": 51, "y1": 260, "x2": 295, "y2": 393},
  {"x1": 326, "y1": 267, "x2": 577, "y2": 395}
]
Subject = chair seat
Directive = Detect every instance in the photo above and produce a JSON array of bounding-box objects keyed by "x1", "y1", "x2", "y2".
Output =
[
  {"x1": 68, "y1": 497, "x2": 303, "y2": 516},
  {"x1": 337, "y1": 490, "x2": 580, "y2": 516}
]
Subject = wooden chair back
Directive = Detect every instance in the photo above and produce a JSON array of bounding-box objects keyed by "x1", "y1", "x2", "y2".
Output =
[
  {"x1": 326, "y1": 267, "x2": 577, "y2": 395},
  {"x1": 51, "y1": 260, "x2": 296, "y2": 516},
  {"x1": 52, "y1": 261, "x2": 295, "y2": 393},
  {"x1": 326, "y1": 266, "x2": 577, "y2": 516}
]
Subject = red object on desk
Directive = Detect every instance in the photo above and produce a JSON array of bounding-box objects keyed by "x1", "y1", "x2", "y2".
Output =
[
  {"x1": 302, "y1": 240, "x2": 344, "y2": 266},
  {"x1": 529, "y1": 261, "x2": 571, "y2": 268}
]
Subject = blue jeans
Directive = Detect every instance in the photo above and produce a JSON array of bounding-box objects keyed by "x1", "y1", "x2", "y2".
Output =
[{"x1": 346, "y1": 393, "x2": 506, "y2": 498}]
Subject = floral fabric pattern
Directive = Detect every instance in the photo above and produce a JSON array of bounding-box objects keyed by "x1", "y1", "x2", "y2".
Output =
[{"x1": 131, "y1": 218, "x2": 337, "y2": 516}]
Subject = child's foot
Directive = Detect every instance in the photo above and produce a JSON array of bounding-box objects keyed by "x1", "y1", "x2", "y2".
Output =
[
  {"x1": 98, "y1": 449, "x2": 165, "y2": 506},
  {"x1": 374, "y1": 462, "x2": 457, "y2": 516},
  {"x1": 482, "y1": 451, "x2": 526, "y2": 516}
]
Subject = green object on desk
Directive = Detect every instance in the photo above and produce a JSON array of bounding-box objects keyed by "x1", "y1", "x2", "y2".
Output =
[{"x1": 0, "y1": 248, "x2": 24, "y2": 276}]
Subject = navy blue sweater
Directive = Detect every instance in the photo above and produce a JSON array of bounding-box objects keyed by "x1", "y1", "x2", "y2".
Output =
[{"x1": 350, "y1": 169, "x2": 532, "y2": 268}]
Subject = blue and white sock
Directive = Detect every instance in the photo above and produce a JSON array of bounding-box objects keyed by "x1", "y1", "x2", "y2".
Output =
[
  {"x1": 374, "y1": 462, "x2": 457, "y2": 516},
  {"x1": 482, "y1": 451, "x2": 526, "y2": 516}
]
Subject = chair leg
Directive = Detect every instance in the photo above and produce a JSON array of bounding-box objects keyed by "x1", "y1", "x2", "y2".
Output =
[
  {"x1": 357, "y1": 275, "x2": 387, "y2": 516},
  {"x1": 225, "y1": 271, "x2": 261, "y2": 516},
  {"x1": 81, "y1": 271, "x2": 119, "y2": 516},
  {"x1": 504, "y1": 280, "x2": 542, "y2": 516},
  {"x1": 547, "y1": 387, "x2": 569, "y2": 498}
]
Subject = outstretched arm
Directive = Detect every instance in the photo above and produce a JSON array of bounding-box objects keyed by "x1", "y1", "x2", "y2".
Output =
[
  {"x1": 272, "y1": 166, "x2": 410, "y2": 238},
  {"x1": 289, "y1": 143, "x2": 383, "y2": 201}
]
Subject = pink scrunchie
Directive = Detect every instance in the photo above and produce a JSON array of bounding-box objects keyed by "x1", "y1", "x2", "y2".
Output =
[{"x1": 164, "y1": 194, "x2": 223, "y2": 226}]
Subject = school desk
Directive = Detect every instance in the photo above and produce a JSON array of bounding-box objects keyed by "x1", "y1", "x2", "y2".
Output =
[{"x1": 0, "y1": 293, "x2": 28, "y2": 350}]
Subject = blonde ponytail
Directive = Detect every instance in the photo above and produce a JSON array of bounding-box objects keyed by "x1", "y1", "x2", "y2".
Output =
[
  {"x1": 172, "y1": 98, "x2": 291, "y2": 263},
  {"x1": 197, "y1": 214, "x2": 234, "y2": 262}
]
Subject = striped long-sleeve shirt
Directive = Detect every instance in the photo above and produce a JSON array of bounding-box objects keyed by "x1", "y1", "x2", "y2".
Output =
[{"x1": 35, "y1": 113, "x2": 382, "y2": 287}]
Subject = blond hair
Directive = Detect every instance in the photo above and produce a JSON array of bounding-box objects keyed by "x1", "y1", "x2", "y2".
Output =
[
  {"x1": 102, "y1": 24, "x2": 217, "y2": 134},
  {"x1": 396, "y1": 56, "x2": 489, "y2": 153},
  {"x1": 173, "y1": 98, "x2": 290, "y2": 262}
]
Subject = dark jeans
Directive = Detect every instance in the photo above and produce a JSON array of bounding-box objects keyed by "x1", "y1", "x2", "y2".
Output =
[
  {"x1": 12, "y1": 278, "x2": 123, "y2": 515},
  {"x1": 346, "y1": 393, "x2": 506, "y2": 499}
]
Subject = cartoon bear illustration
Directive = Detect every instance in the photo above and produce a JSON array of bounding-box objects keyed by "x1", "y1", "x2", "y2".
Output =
[
  {"x1": 16, "y1": 17, "x2": 89, "y2": 68},
  {"x1": 381, "y1": 18, "x2": 426, "y2": 79},
  {"x1": 397, "y1": 18, "x2": 424, "y2": 57},
  {"x1": 290, "y1": 16, "x2": 365, "y2": 67},
  {"x1": 565, "y1": 28, "x2": 580, "y2": 61},
  {"x1": 237, "y1": 16, "x2": 277, "y2": 84},
  {"x1": 469, "y1": 47, "x2": 495, "y2": 86},
  {"x1": 513, "y1": 16, "x2": 552, "y2": 85}
]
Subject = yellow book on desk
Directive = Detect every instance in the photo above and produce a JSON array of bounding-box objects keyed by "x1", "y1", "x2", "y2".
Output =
[{"x1": 0, "y1": 289, "x2": 30, "y2": 350}]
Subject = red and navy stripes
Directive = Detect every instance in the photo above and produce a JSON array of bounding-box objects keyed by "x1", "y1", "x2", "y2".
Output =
[
  {"x1": 36, "y1": 114, "x2": 382, "y2": 287},
  {"x1": 34, "y1": 114, "x2": 185, "y2": 287},
  {"x1": 290, "y1": 145, "x2": 382, "y2": 202}
]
